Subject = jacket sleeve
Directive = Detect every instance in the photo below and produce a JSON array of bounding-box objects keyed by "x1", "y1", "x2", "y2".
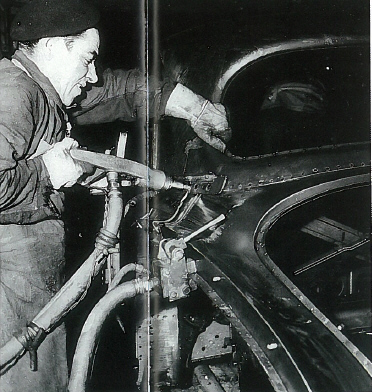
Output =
[
  {"x1": 73, "y1": 68, "x2": 175, "y2": 125},
  {"x1": 0, "y1": 83, "x2": 53, "y2": 223}
]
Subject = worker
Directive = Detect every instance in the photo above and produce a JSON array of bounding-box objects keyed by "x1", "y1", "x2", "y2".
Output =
[{"x1": 0, "y1": 0, "x2": 231, "y2": 390}]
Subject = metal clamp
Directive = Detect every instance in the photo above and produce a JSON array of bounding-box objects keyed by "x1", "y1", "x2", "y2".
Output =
[
  {"x1": 14, "y1": 322, "x2": 46, "y2": 371},
  {"x1": 157, "y1": 214, "x2": 225, "y2": 301}
]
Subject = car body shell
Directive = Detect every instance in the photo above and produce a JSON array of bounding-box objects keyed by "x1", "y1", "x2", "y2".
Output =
[{"x1": 154, "y1": 20, "x2": 371, "y2": 391}]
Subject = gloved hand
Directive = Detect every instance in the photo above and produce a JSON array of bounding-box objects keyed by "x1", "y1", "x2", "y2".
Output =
[
  {"x1": 42, "y1": 138, "x2": 85, "y2": 189},
  {"x1": 192, "y1": 101, "x2": 232, "y2": 152},
  {"x1": 165, "y1": 84, "x2": 231, "y2": 152}
]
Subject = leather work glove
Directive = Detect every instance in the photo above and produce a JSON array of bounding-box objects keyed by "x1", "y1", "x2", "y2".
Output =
[
  {"x1": 42, "y1": 138, "x2": 85, "y2": 189},
  {"x1": 165, "y1": 84, "x2": 231, "y2": 152}
]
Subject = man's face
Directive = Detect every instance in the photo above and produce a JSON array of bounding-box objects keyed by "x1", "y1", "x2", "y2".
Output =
[{"x1": 45, "y1": 28, "x2": 100, "y2": 106}]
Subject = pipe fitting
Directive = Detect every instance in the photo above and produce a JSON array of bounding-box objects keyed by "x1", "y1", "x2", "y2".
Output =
[{"x1": 134, "y1": 277, "x2": 159, "y2": 295}]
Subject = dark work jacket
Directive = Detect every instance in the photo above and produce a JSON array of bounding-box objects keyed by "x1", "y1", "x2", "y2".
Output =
[{"x1": 0, "y1": 50, "x2": 174, "y2": 224}]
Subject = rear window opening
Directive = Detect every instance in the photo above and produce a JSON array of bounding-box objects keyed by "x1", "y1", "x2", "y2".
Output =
[{"x1": 223, "y1": 45, "x2": 370, "y2": 157}]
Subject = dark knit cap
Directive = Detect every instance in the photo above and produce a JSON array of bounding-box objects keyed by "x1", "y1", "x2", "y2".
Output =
[{"x1": 11, "y1": 0, "x2": 100, "y2": 41}]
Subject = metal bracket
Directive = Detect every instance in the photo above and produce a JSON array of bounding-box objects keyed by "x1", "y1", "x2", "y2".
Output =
[
  {"x1": 157, "y1": 215, "x2": 225, "y2": 301},
  {"x1": 182, "y1": 174, "x2": 227, "y2": 194},
  {"x1": 157, "y1": 238, "x2": 197, "y2": 302}
]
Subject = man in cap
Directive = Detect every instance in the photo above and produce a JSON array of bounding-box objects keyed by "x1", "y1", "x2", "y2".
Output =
[{"x1": 0, "y1": 0, "x2": 230, "y2": 390}]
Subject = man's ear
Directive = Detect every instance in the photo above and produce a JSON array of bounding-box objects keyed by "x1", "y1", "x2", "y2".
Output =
[{"x1": 43, "y1": 37, "x2": 66, "y2": 61}]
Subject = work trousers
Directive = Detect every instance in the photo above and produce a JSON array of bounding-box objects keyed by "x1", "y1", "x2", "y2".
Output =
[{"x1": 0, "y1": 220, "x2": 68, "y2": 392}]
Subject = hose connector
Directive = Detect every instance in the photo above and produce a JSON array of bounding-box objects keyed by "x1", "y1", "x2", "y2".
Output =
[{"x1": 134, "y1": 277, "x2": 160, "y2": 295}]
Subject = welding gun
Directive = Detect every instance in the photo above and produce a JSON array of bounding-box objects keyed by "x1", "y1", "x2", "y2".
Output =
[{"x1": 70, "y1": 149, "x2": 189, "y2": 191}]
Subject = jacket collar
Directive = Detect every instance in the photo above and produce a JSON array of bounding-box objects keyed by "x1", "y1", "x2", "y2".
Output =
[{"x1": 12, "y1": 50, "x2": 64, "y2": 109}]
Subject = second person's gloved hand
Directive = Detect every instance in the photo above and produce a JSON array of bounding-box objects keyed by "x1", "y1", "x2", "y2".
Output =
[
  {"x1": 165, "y1": 84, "x2": 231, "y2": 152},
  {"x1": 192, "y1": 101, "x2": 232, "y2": 151},
  {"x1": 42, "y1": 137, "x2": 85, "y2": 189}
]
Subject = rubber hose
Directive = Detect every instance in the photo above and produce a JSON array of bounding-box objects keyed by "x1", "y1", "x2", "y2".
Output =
[
  {"x1": 0, "y1": 338, "x2": 25, "y2": 372},
  {"x1": 33, "y1": 173, "x2": 123, "y2": 332},
  {"x1": 0, "y1": 173, "x2": 123, "y2": 370},
  {"x1": 68, "y1": 278, "x2": 158, "y2": 392}
]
